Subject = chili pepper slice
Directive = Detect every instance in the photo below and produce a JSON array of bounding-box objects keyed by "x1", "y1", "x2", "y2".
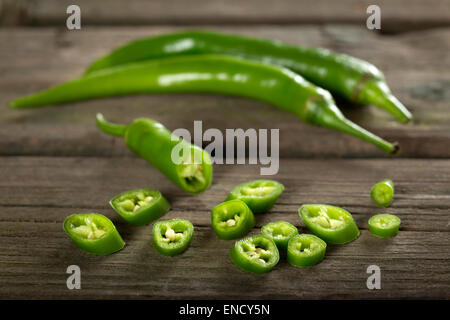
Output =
[
  {"x1": 84, "y1": 30, "x2": 412, "y2": 123},
  {"x1": 261, "y1": 221, "x2": 298, "y2": 250},
  {"x1": 369, "y1": 214, "x2": 401, "y2": 238},
  {"x1": 96, "y1": 113, "x2": 212, "y2": 194},
  {"x1": 230, "y1": 235, "x2": 279, "y2": 274},
  {"x1": 152, "y1": 219, "x2": 194, "y2": 256},
  {"x1": 9, "y1": 55, "x2": 399, "y2": 154},
  {"x1": 110, "y1": 189, "x2": 170, "y2": 226},
  {"x1": 226, "y1": 180, "x2": 284, "y2": 213},
  {"x1": 371, "y1": 179, "x2": 394, "y2": 207},
  {"x1": 211, "y1": 199, "x2": 255, "y2": 240},
  {"x1": 63, "y1": 213, "x2": 125, "y2": 255},
  {"x1": 287, "y1": 234, "x2": 327, "y2": 267},
  {"x1": 299, "y1": 204, "x2": 360, "y2": 244}
]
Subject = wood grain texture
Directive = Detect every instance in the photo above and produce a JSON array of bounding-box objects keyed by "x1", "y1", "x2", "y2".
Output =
[
  {"x1": 1, "y1": 26, "x2": 449, "y2": 158},
  {"x1": 0, "y1": 157, "x2": 449, "y2": 299}
]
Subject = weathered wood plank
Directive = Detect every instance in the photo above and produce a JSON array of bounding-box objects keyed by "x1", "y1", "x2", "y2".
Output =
[
  {"x1": 0, "y1": 26, "x2": 449, "y2": 158},
  {"x1": 1, "y1": 0, "x2": 449, "y2": 33}
]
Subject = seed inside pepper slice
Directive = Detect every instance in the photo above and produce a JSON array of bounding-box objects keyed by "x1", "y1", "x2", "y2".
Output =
[
  {"x1": 287, "y1": 234, "x2": 326, "y2": 267},
  {"x1": 152, "y1": 219, "x2": 194, "y2": 256},
  {"x1": 226, "y1": 180, "x2": 284, "y2": 213},
  {"x1": 229, "y1": 235, "x2": 279, "y2": 274},
  {"x1": 211, "y1": 199, "x2": 255, "y2": 240},
  {"x1": 369, "y1": 214, "x2": 401, "y2": 238},
  {"x1": 261, "y1": 221, "x2": 299, "y2": 250},
  {"x1": 299, "y1": 204, "x2": 360, "y2": 244},
  {"x1": 371, "y1": 179, "x2": 394, "y2": 207},
  {"x1": 63, "y1": 213, "x2": 125, "y2": 255},
  {"x1": 110, "y1": 189, "x2": 170, "y2": 226}
]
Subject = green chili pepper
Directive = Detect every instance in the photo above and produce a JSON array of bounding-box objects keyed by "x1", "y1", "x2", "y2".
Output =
[
  {"x1": 369, "y1": 214, "x2": 401, "y2": 238},
  {"x1": 96, "y1": 113, "x2": 212, "y2": 194},
  {"x1": 63, "y1": 213, "x2": 125, "y2": 255},
  {"x1": 261, "y1": 221, "x2": 298, "y2": 250},
  {"x1": 110, "y1": 189, "x2": 170, "y2": 226},
  {"x1": 371, "y1": 179, "x2": 394, "y2": 207},
  {"x1": 226, "y1": 180, "x2": 285, "y2": 213},
  {"x1": 10, "y1": 55, "x2": 398, "y2": 154},
  {"x1": 230, "y1": 235, "x2": 279, "y2": 274},
  {"x1": 152, "y1": 219, "x2": 194, "y2": 256},
  {"x1": 287, "y1": 234, "x2": 327, "y2": 267},
  {"x1": 84, "y1": 30, "x2": 412, "y2": 123},
  {"x1": 211, "y1": 199, "x2": 255, "y2": 240},
  {"x1": 299, "y1": 204, "x2": 360, "y2": 244}
]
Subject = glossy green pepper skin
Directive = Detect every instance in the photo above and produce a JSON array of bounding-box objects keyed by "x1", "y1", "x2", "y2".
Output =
[
  {"x1": 369, "y1": 214, "x2": 401, "y2": 238},
  {"x1": 287, "y1": 234, "x2": 327, "y2": 267},
  {"x1": 299, "y1": 204, "x2": 360, "y2": 244},
  {"x1": 230, "y1": 235, "x2": 279, "y2": 274},
  {"x1": 371, "y1": 179, "x2": 394, "y2": 207},
  {"x1": 96, "y1": 114, "x2": 212, "y2": 194},
  {"x1": 152, "y1": 219, "x2": 194, "y2": 256},
  {"x1": 10, "y1": 55, "x2": 398, "y2": 154},
  {"x1": 261, "y1": 221, "x2": 298, "y2": 250},
  {"x1": 63, "y1": 213, "x2": 125, "y2": 255},
  {"x1": 110, "y1": 189, "x2": 170, "y2": 226},
  {"x1": 211, "y1": 199, "x2": 255, "y2": 240},
  {"x1": 226, "y1": 180, "x2": 284, "y2": 213},
  {"x1": 84, "y1": 30, "x2": 412, "y2": 123}
]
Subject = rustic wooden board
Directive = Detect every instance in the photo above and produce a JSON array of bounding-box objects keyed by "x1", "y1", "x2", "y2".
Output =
[
  {"x1": 1, "y1": 26, "x2": 449, "y2": 158},
  {"x1": 0, "y1": 157, "x2": 448, "y2": 299}
]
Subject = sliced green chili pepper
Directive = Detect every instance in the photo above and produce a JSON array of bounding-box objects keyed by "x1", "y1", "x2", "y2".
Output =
[
  {"x1": 226, "y1": 180, "x2": 285, "y2": 213},
  {"x1": 10, "y1": 55, "x2": 398, "y2": 153},
  {"x1": 110, "y1": 189, "x2": 170, "y2": 226},
  {"x1": 369, "y1": 214, "x2": 401, "y2": 238},
  {"x1": 152, "y1": 219, "x2": 194, "y2": 256},
  {"x1": 230, "y1": 235, "x2": 279, "y2": 274},
  {"x1": 211, "y1": 199, "x2": 255, "y2": 240},
  {"x1": 287, "y1": 234, "x2": 327, "y2": 267},
  {"x1": 63, "y1": 213, "x2": 125, "y2": 255},
  {"x1": 299, "y1": 204, "x2": 360, "y2": 244},
  {"x1": 96, "y1": 113, "x2": 212, "y2": 194},
  {"x1": 261, "y1": 221, "x2": 298, "y2": 250},
  {"x1": 371, "y1": 179, "x2": 394, "y2": 207},
  {"x1": 84, "y1": 30, "x2": 412, "y2": 123}
]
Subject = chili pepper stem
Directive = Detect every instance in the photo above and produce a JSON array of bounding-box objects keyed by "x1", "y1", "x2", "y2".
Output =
[{"x1": 96, "y1": 113, "x2": 128, "y2": 137}]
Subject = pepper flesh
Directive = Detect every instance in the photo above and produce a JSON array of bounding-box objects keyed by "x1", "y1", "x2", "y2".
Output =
[
  {"x1": 230, "y1": 235, "x2": 279, "y2": 274},
  {"x1": 10, "y1": 55, "x2": 398, "y2": 154},
  {"x1": 110, "y1": 189, "x2": 170, "y2": 226},
  {"x1": 369, "y1": 214, "x2": 401, "y2": 238},
  {"x1": 152, "y1": 219, "x2": 194, "y2": 256},
  {"x1": 63, "y1": 213, "x2": 125, "y2": 255},
  {"x1": 371, "y1": 179, "x2": 394, "y2": 207},
  {"x1": 226, "y1": 180, "x2": 285, "y2": 213},
  {"x1": 287, "y1": 234, "x2": 327, "y2": 267},
  {"x1": 211, "y1": 199, "x2": 255, "y2": 240},
  {"x1": 261, "y1": 221, "x2": 298, "y2": 250},
  {"x1": 299, "y1": 204, "x2": 360, "y2": 244},
  {"x1": 96, "y1": 113, "x2": 212, "y2": 194},
  {"x1": 84, "y1": 30, "x2": 412, "y2": 123}
]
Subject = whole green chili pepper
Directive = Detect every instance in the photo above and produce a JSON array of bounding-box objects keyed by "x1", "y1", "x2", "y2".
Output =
[
  {"x1": 10, "y1": 55, "x2": 398, "y2": 153},
  {"x1": 211, "y1": 199, "x2": 255, "y2": 240},
  {"x1": 226, "y1": 180, "x2": 285, "y2": 213},
  {"x1": 287, "y1": 234, "x2": 327, "y2": 267},
  {"x1": 369, "y1": 214, "x2": 401, "y2": 238},
  {"x1": 230, "y1": 235, "x2": 279, "y2": 274},
  {"x1": 110, "y1": 189, "x2": 170, "y2": 226},
  {"x1": 371, "y1": 179, "x2": 394, "y2": 207},
  {"x1": 96, "y1": 113, "x2": 212, "y2": 194},
  {"x1": 63, "y1": 213, "x2": 125, "y2": 255},
  {"x1": 299, "y1": 204, "x2": 360, "y2": 244},
  {"x1": 84, "y1": 30, "x2": 412, "y2": 123},
  {"x1": 261, "y1": 221, "x2": 298, "y2": 250},
  {"x1": 152, "y1": 219, "x2": 194, "y2": 256}
]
